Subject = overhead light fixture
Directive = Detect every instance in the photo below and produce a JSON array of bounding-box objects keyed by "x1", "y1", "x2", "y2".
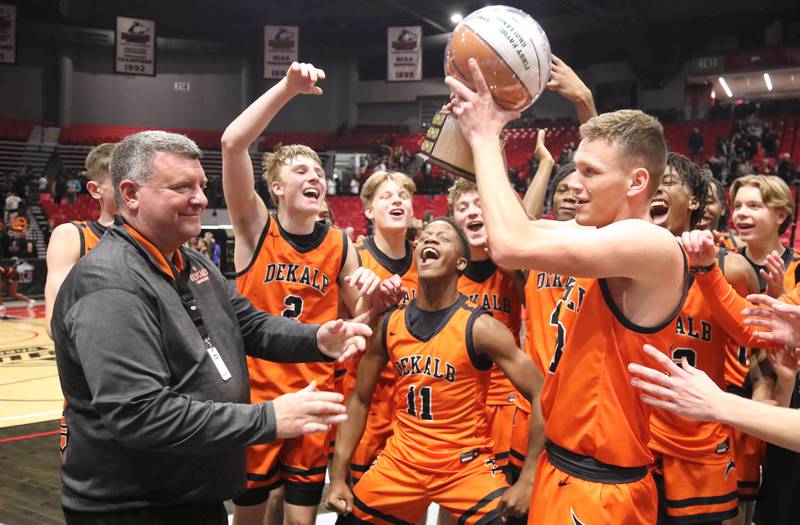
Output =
[
  {"x1": 710, "y1": 89, "x2": 716, "y2": 100},
  {"x1": 450, "y1": 13, "x2": 463, "y2": 24},
  {"x1": 764, "y1": 72, "x2": 773, "y2": 91},
  {"x1": 718, "y1": 77, "x2": 733, "y2": 98}
]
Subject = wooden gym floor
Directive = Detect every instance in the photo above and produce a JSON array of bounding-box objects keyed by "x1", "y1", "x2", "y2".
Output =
[{"x1": 0, "y1": 301, "x2": 439, "y2": 525}]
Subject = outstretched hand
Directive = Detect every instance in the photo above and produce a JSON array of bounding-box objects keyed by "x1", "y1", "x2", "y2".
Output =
[
  {"x1": 628, "y1": 344, "x2": 727, "y2": 422},
  {"x1": 273, "y1": 381, "x2": 346, "y2": 438},
  {"x1": 743, "y1": 294, "x2": 800, "y2": 348},
  {"x1": 445, "y1": 58, "x2": 521, "y2": 145},
  {"x1": 284, "y1": 62, "x2": 326, "y2": 96},
  {"x1": 317, "y1": 319, "x2": 373, "y2": 363}
]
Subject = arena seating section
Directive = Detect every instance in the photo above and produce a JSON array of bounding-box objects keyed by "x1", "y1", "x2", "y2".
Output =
[{"x1": 5, "y1": 117, "x2": 799, "y2": 239}]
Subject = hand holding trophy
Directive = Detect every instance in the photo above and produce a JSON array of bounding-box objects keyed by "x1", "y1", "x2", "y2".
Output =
[{"x1": 418, "y1": 6, "x2": 551, "y2": 180}]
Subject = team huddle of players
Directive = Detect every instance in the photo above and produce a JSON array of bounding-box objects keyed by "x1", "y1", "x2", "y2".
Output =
[{"x1": 45, "y1": 59, "x2": 799, "y2": 525}]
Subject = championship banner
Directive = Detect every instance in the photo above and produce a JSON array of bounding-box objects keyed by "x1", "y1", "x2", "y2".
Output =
[
  {"x1": 0, "y1": 4, "x2": 17, "y2": 65},
  {"x1": 387, "y1": 26, "x2": 422, "y2": 82},
  {"x1": 264, "y1": 25, "x2": 298, "y2": 80},
  {"x1": 115, "y1": 16, "x2": 156, "y2": 76}
]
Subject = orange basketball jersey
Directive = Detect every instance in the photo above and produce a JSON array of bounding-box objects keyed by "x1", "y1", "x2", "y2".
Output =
[
  {"x1": 347, "y1": 236, "x2": 419, "y2": 392},
  {"x1": 725, "y1": 247, "x2": 800, "y2": 389},
  {"x1": 541, "y1": 270, "x2": 686, "y2": 468},
  {"x1": 355, "y1": 236, "x2": 418, "y2": 304},
  {"x1": 381, "y1": 295, "x2": 494, "y2": 466},
  {"x1": 519, "y1": 270, "x2": 569, "y2": 413},
  {"x1": 71, "y1": 220, "x2": 106, "y2": 257},
  {"x1": 236, "y1": 215, "x2": 346, "y2": 396},
  {"x1": 649, "y1": 280, "x2": 733, "y2": 462},
  {"x1": 458, "y1": 260, "x2": 521, "y2": 405}
]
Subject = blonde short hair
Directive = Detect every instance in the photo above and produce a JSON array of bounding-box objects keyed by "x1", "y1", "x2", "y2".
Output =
[
  {"x1": 84, "y1": 143, "x2": 117, "y2": 181},
  {"x1": 447, "y1": 177, "x2": 477, "y2": 213},
  {"x1": 730, "y1": 174, "x2": 795, "y2": 234},
  {"x1": 579, "y1": 109, "x2": 667, "y2": 196},
  {"x1": 359, "y1": 170, "x2": 416, "y2": 207},
  {"x1": 262, "y1": 144, "x2": 322, "y2": 204}
]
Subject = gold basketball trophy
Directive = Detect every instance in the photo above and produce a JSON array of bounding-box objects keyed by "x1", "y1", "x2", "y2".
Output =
[{"x1": 417, "y1": 6, "x2": 551, "y2": 180}]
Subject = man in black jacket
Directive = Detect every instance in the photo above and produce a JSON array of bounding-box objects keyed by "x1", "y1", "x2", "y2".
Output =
[{"x1": 53, "y1": 130, "x2": 373, "y2": 524}]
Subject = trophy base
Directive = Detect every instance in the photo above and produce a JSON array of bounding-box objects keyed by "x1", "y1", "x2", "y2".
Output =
[{"x1": 416, "y1": 111, "x2": 505, "y2": 181}]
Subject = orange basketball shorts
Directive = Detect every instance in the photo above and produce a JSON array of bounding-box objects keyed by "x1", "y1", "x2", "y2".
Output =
[
  {"x1": 529, "y1": 447, "x2": 657, "y2": 525},
  {"x1": 653, "y1": 452, "x2": 738, "y2": 522},
  {"x1": 486, "y1": 404, "x2": 515, "y2": 471},
  {"x1": 234, "y1": 431, "x2": 328, "y2": 507},
  {"x1": 345, "y1": 449, "x2": 508, "y2": 525},
  {"x1": 730, "y1": 427, "x2": 763, "y2": 502}
]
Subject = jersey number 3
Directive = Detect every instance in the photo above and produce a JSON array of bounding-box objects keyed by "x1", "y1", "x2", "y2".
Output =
[
  {"x1": 406, "y1": 385, "x2": 433, "y2": 421},
  {"x1": 282, "y1": 294, "x2": 304, "y2": 320}
]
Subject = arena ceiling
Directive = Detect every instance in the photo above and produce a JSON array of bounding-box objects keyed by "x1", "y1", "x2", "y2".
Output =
[{"x1": 15, "y1": 0, "x2": 800, "y2": 80}]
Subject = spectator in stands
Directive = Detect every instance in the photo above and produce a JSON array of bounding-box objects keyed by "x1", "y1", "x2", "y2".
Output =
[
  {"x1": 327, "y1": 173, "x2": 337, "y2": 196},
  {"x1": 6, "y1": 238, "x2": 20, "y2": 257},
  {"x1": 762, "y1": 122, "x2": 778, "y2": 157},
  {"x1": 51, "y1": 173, "x2": 66, "y2": 206},
  {"x1": 204, "y1": 231, "x2": 222, "y2": 268},
  {"x1": 22, "y1": 240, "x2": 37, "y2": 259},
  {"x1": 349, "y1": 176, "x2": 360, "y2": 195},
  {"x1": 37, "y1": 174, "x2": 48, "y2": 198},
  {"x1": 65, "y1": 172, "x2": 81, "y2": 205},
  {"x1": 4, "y1": 191, "x2": 21, "y2": 222},
  {"x1": 778, "y1": 153, "x2": 795, "y2": 185},
  {"x1": 688, "y1": 127, "x2": 704, "y2": 157}
]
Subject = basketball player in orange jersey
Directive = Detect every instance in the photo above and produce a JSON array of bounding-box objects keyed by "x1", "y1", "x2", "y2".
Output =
[
  {"x1": 44, "y1": 143, "x2": 117, "y2": 337},
  {"x1": 698, "y1": 176, "x2": 740, "y2": 251},
  {"x1": 647, "y1": 153, "x2": 760, "y2": 525},
  {"x1": 344, "y1": 169, "x2": 418, "y2": 483},
  {"x1": 722, "y1": 175, "x2": 796, "y2": 525},
  {"x1": 0, "y1": 259, "x2": 35, "y2": 316},
  {"x1": 447, "y1": 59, "x2": 687, "y2": 524},
  {"x1": 221, "y1": 62, "x2": 392, "y2": 525},
  {"x1": 326, "y1": 218, "x2": 545, "y2": 525},
  {"x1": 448, "y1": 177, "x2": 525, "y2": 475}
]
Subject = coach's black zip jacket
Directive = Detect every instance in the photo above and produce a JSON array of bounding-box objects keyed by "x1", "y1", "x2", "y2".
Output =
[{"x1": 52, "y1": 220, "x2": 328, "y2": 512}]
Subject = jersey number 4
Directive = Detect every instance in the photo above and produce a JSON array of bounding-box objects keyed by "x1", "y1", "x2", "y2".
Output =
[
  {"x1": 282, "y1": 295, "x2": 304, "y2": 320},
  {"x1": 406, "y1": 385, "x2": 433, "y2": 421}
]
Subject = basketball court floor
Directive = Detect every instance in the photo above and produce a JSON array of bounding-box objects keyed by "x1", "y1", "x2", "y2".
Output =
[{"x1": 0, "y1": 301, "x2": 441, "y2": 525}]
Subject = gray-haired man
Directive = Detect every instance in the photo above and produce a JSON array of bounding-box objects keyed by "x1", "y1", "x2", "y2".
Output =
[{"x1": 53, "y1": 131, "x2": 371, "y2": 524}]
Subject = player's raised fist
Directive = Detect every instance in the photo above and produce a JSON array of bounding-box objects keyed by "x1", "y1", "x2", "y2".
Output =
[
  {"x1": 285, "y1": 61, "x2": 326, "y2": 96},
  {"x1": 680, "y1": 229, "x2": 715, "y2": 268}
]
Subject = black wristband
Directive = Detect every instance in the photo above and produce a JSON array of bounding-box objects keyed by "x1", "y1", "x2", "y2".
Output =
[{"x1": 690, "y1": 262, "x2": 716, "y2": 275}]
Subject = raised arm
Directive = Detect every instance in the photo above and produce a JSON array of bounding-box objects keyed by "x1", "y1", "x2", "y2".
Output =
[
  {"x1": 221, "y1": 62, "x2": 325, "y2": 268},
  {"x1": 325, "y1": 314, "x2": 389, "y2": 514},
  {"x1": 471, "y1": 313, "x2": 545, "y2": 520},
  {"x1": 682, "y1": 230, "x2": 781, "y2": 347},
  {"x1": 546, "y1": 55, "x2": 597, "y2": 125},
  {"x1": 44, "y1": 223, "x2": 82, "y2": 338},
  {"x1": 521, "y1": 129, "x2": 555, "y2": 219},
  {"x1": 447, "y1": 60, "x2": 682, "y2": 283}
]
